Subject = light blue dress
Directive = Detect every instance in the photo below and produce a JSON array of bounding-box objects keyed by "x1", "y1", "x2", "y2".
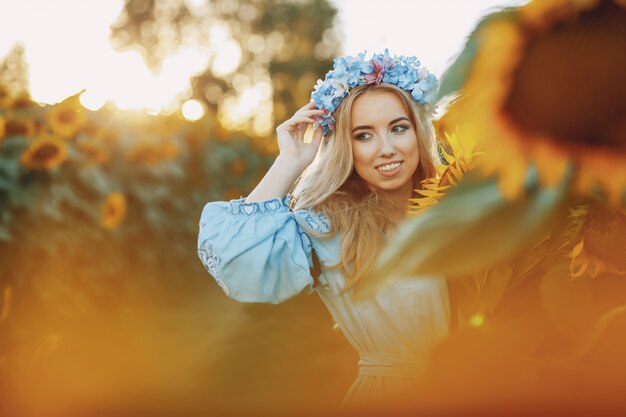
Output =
[{"x1": 197, "y1": 195, "x2": 451, "y2": 409}]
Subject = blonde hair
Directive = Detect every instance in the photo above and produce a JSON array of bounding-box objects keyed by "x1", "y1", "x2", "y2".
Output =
[{"x1": 291, "y1": 83, "x2": 439, "y2": 289}]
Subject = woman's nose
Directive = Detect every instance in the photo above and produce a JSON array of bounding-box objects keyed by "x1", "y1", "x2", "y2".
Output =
[{"x1": 378, "y1": 134, "x2": 397, "y2": 156}]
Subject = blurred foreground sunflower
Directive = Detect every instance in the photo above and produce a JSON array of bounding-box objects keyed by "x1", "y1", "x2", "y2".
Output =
[
  {"x1": 100, "y1": 193, "x2": 127, "y2": 230},
  {"x1": 567, "y1": 206, "x2": 626, "y2": 278},
  {"x1": 45, "y1": 96, "x2": 86, "y2": 138},
  {"x1": 444, "y1": 0, "x2": 626, "y2": 204},
  {"x1": 408, "y1": 129, "x2": 483, "y2": 213},
  {"x1": 20, "y1": 134, "x2": 68, "y2": 170},
  {"x1": 0, "y1": 116, "x2": 5, "y2": 140}
]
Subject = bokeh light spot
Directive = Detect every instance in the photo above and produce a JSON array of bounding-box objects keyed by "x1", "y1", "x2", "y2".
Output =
[
  {"x1": 469, "y1": 312, "x2": 485, "y2": 327},
  {"x1": 182, "y1": 99, "x2": 205, "y2": 121}
]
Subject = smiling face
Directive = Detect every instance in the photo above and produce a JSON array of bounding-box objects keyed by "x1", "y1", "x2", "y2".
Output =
[{"x1": 350, "y1": 90, "x2": 420, "y2": 196}]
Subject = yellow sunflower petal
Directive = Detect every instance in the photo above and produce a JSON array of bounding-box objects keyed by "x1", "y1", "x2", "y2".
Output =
[
  {"x1": 569, "y1": 239, "x2": 585, "y2": 258},
  {"x1": 532, "y1": 141, "x2": 571, "y2": 188},
  {"x1": 497, "y1": 156, "x2": 528, "y2": 201},
  {"x1": 570, "y1": 255, "x2": 589, "y2": 278}
]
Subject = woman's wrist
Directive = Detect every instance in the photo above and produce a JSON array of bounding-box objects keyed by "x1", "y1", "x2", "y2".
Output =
[
  {"x1": 244, "y1": 154, "x2": 307, "y2": 203},
  {"x1": 276, "y1": 153, "x2": 310, "y2": 174}
]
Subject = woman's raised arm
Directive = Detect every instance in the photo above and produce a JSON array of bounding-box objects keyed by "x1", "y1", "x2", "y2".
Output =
[{"x1": 245, "y1": 101, "x2": 324, "y2": 203}]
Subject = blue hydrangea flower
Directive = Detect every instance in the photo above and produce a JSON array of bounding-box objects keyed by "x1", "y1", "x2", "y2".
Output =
[
  {"x1": 330, "y1": 52, "x2": 367, "y2": 88},
  {"x1": 411, "y1": 72, "x2": 438, "y2": 104},
  {"x1": 310, "y1": 50, "x2": 438, "y2": 137}
]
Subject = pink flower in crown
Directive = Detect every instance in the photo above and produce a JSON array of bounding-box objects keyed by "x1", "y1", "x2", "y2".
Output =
[{"x1": 364, "y1": 57, "x2": 392, "y2": 85}]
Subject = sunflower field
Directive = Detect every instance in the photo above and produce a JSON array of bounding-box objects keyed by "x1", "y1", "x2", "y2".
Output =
[{"x1": 0, "y1": 85, "x2": 358, "y2": 415}]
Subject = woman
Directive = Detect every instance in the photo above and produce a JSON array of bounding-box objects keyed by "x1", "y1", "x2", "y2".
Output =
[{"x1": 197, "y1": 50, "x2": 451, "y2": 410}]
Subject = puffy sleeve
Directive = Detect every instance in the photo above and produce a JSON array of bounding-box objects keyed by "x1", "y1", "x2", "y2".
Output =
[{"x1": 197, "y1": 195, "x2": 316, "y2": 304}]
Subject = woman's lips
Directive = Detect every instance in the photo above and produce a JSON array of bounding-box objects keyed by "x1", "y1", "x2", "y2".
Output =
[{"x1": 376, "y1": 161, "x2": 402, "y2": 177}]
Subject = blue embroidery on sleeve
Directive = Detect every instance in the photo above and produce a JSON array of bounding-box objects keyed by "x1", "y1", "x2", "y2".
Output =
[
  {"x1": 198, "y1": 241, "x2": 230, "y2": 296},
  {"x1": 228, "y1": 197, "x2": 286, "y2": 216},
  {"x1": 301, "y1": 211, "x2": 331, "y2": 233},
  {"x1": 305, "y1": 213, "x2": 321, "y2": 232}
]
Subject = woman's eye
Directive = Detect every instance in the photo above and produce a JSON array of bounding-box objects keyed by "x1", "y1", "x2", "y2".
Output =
[
  {"x1": 354, "y1": 132, "x2": 372, "y2": 141},
  {"x1": 392, "y1": 125, "x2": 409, "y2": 133}
]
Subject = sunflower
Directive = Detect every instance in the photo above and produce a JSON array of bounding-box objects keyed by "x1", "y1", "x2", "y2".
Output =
[
  {"x1": 10, "y1": 95, "x2": 36, "y2": 109},
  {"x1": 408, "y1": 129, "x2": 483, "y2": 213},
  {"x1": 444, "y1": 0, "x2": 626, "y2": 204},
  {"x1": 567, "y1": 206, "x2": 626, "y2": 278},
  {"x1": 45, "y1": 97, "x2": 86, "y2": 138},
  {"x1": 20, "y1": 134, "x2": 68, "y2": 170},
  {"x1": 3, "y1": 114, "x2": 36, "y2": 137},
  {"x1": 100, "y1": 193, "x2": 127, "y2": 230}
]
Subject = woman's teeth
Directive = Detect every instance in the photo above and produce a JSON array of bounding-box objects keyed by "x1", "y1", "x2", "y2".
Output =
[{"x1": 377, "y1": 162, "x2": 401, "y2": 172}]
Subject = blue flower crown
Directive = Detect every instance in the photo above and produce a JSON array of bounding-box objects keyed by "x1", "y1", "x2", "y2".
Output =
[{"x1": 311, "y1": 49, "x2": 439, "y2": 136}]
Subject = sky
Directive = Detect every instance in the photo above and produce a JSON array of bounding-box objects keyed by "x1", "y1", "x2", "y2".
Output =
[{"x1": 0, "y1": 0, "x2": 527, "y2": 111}]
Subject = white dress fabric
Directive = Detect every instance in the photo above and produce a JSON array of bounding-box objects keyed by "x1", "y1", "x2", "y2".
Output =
[{"x1": 197, "y1": 195, "x2": 451, "y2": 409}]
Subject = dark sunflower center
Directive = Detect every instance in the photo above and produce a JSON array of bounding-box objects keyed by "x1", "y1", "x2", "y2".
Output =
[
  {"x1": 105, "y1": 203, "x2": 118, "y2": 217},
  {"x1": 6, "y1": 119, "x2": 28, "y2": 136},
  {"x1": 503, "y1": 1, "x2": 626, "y2": 150},
  {"x1": 582, "y1": 208, "x2": 626, "y2": 268},
  {"x1": 33, "y1": 143, "x2": 60, "y2": 162}
]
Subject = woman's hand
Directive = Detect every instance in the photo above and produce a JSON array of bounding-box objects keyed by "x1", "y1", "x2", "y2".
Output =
[
  {"x1": 275, "y1": 101, "x2": 325, "y2": 170},
  {"x1": 244, "y1": 102, "x2": 325, "y2": 203}
]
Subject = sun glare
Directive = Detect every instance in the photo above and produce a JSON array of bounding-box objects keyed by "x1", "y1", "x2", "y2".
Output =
[
  {"x1": 209, "y1": 24, "x2": 242, "y2": 77},
  {"x1": 182, "y1": 99, "x2": 205, "y2": 121},
  {"x1": 96, "y1": 48, "x2": 209, "y2": 113},
  {"x1": 218, "y1": 82, "x2": 272, "y2": 133},
  {"x1": 79, "y1": 89, "x2": 107, "y2": 111},
  {"x1": 211, "y1": 40, "x2": 242, "y2": 77}
]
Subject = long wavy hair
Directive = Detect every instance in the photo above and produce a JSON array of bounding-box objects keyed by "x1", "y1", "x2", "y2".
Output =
[{"x1": 291, "y1": 83, "x2": 439, "y2": 289}]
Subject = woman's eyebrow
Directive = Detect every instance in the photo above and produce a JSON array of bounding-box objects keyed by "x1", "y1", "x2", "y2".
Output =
[{"x1": 352, "y1": 116, "x2": 410, "y2": 133}]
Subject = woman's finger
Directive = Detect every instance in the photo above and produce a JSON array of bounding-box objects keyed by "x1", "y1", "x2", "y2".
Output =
[
  {"x1": 294, "y1": 109, "x2": 326, "y2": 118},
  {"x1": 281, "y1": 116, "x2": 316, "y2": 129}
]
